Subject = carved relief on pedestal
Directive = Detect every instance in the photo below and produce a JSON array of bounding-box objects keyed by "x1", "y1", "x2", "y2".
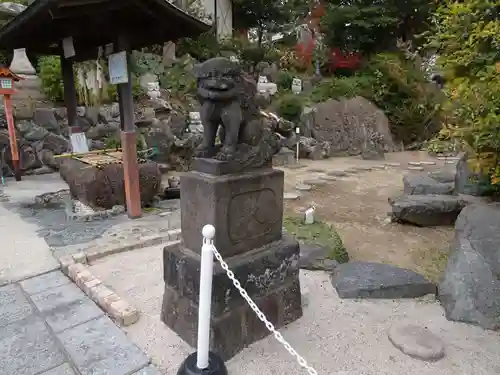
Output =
[{"x1": 228, "y1": 188, "x2": 280, "y2": 244}]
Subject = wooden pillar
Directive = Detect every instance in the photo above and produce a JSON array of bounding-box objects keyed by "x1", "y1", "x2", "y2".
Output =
[
  {"x1": 60, "y1": 54, "x2": 78, "y2": 131},
  {"x1": 116, "y1": 35, "x2": 141, "y2": 219}
]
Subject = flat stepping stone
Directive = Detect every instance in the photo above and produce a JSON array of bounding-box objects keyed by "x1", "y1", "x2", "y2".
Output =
[
  {"x1": 344, "y1": 168, "x2": 359, "y2": 174},
  {"x1": 427, "y1": 171, "x2": 455, "y2": 183},
  {"x1": 302, "y1": 179, "x2": 327, "y2": 186},
  {"x1": 385, "y1": 162, "x2": 401, "y2": 167},
  {"x1": 318, "y1": 175, "x2": 337, "y2": 181},
  {"x1": 284, "y1": 192, "x2": 301, "y2": 200},
  {"x1": 388, "y1": 323, "x2": 445, "y2": 361},
  {"x1": 307, "y1": 168, "x2": 326, "y2": 173},
  {"x1": 332, "y1": 261, "x2": 436, "y2": 299},
  {"x1": 445, "y1": 160, "x2": 456, "y2": 164},
  {"x1": 408, "y1": 161, "x2": 422, "y2": 166},
  {"x1": 295, "y1": 183, "x2": 312, "y2": 191},
  {"x1": 420, "y1": 161, "x2": 436, "y2": 166},
  {"x1": 407, "y1": 166, "x2": 424, "y2": 171},
  {"x1": 390, "y1": 194, "x2": 466, "y2": 226},
  {"x1": 327, "y1": 170, "x2": 347, "y2": 177},
  {"x1": 403, "y1": 174, "x2": 454, "y2": 195},
  {"x1": 352, "y1": 166, "x2": 372, "y2": 171},
  {"x1": 371, "y1": 165, "x2": 386, "y2": 170}
]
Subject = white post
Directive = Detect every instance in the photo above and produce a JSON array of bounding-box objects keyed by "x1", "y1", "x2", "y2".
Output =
[
  {"x1": 196, "y1": 224, "x2": 216, "y2": 369},
  {"x1": 296, "y1": 127, "x2": 300, "y2": 163}
]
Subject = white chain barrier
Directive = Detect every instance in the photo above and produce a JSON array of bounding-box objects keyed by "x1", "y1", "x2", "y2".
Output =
[{"x1": 205, "y1": 234, "x2": 319, "y2": 375}]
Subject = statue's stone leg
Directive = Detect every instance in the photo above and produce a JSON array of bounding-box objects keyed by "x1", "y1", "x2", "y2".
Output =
[
  {"x1": 195, "y1": 102, "x2": 219, "y2": 157},
  {"x1": 161, "y1": 167, "x2": 303, "y2": 360},
  {"x1": 219, "y1": 101, "x2": 242, "y2": 156}
]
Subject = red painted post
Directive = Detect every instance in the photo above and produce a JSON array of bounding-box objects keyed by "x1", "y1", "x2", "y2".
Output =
[{"x1": 3, "y1": 94, "x2": 20, "y2": 181}]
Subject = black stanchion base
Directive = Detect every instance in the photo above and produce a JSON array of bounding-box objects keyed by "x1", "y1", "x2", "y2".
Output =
[{"x1": 177, "y1": 352, "x2": 228, "y2": 375}]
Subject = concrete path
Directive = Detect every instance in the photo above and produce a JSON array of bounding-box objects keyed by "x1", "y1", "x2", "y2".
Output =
[
  {"x1": 0, "y1": 203, "x2": 59, "y2": 286},
  {"x1": 0, "y1": 270, "x2": 161, "y2": 375}
]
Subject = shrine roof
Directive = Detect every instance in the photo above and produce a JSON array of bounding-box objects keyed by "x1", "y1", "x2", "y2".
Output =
[{"x1": 0, "y1": 0, "x2": 211, "y2": 60}]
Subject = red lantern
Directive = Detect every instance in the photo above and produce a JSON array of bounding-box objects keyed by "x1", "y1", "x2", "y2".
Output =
[{"x1": 0, "y1": 67, "x2": 23, "y2": 181}]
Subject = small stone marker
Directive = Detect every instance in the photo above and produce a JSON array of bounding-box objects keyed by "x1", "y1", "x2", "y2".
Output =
[
  {"x1": 327, "y1": 170, "x2": 347, "y2": 177},
  {"x1": 388, "y1": 323, "x2": 445, "y2": 361},
  {"x1": 420, "y1": 161, "x2": 436, "y2": 166},
  {"x1": 444, "y1": 160, "x2": 456, "y2": 164},
  {"x1": 295, "y1": 183, "x2": 312, "y2": 191},
  {"x1": 408, "y1": 161, "x2": 422, "y2": 166},
  {"x1": 284, "y1": 192, "x2": 301, "y2": 200},
  {"x1": 407, "y1": 166, "x2": 425, "y2": 171},
  {"x1": 371, "y1": 165, "x2": 386, "y2": 170},
  {"x1": 385, "y1": 162, "x2": 401, "y2": 167}
]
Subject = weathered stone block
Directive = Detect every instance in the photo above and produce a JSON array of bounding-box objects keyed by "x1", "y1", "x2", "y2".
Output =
[
  {"x1": 161, "y1": 238, "x2": 302, "y2": 360},
  {"x1": 180, "y1": 167, "x2": 284, "y2": 257},
  {"x1": 59, "y1": 158, "x2": 161, "y2": 210}
]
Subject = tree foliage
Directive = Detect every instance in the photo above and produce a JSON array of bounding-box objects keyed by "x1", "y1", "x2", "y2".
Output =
[
  {"x1": 425, "y1": 0, "x2": 500, "y2": 184},
  {"x1": 321, "y1": 0, "x2": 435, "y2": 54},
  {"x1": 232, "y1": 0, "x2": 294, "y2": 45}
]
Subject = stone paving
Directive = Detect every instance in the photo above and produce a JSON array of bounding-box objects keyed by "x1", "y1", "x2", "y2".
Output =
[{"x1": 0, "y1": 270, "x2": 161, "y2": 375}]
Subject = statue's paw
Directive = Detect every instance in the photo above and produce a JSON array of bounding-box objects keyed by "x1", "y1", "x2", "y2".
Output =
[{"x1": 215, "y1": 146, "x2": 236, "y2": 161}]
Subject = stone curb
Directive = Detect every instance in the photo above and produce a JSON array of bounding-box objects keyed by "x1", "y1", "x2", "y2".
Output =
[
  {"x1": 85, "y1": 228, "x2": 182, "y2": 263},
  {"x1": 59, "y1": 256, "x2": 140, "y2": 327}
]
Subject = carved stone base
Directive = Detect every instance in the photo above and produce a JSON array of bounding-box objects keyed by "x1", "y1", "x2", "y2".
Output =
[
  {"x1": 180, "y1": 167, "x2": 284, "y2": 258},
  {"x1": 160, "y1": 238, "x2": 303, "y2": 360}
]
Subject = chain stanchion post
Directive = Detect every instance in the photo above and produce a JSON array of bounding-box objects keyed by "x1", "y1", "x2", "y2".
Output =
[{"x1": 177, "y1": 225, "x2": 228, "y2": 375}]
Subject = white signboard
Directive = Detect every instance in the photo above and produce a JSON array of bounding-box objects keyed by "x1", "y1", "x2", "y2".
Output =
[
  {"x1": 70, "y1": 132, "x2": 89, "y2": 153},
  {"x1": 62, "y1": 36, "x2": 75, "y2": 58},
  {"x1": 108, "y1": 51, "x2": 128, "y2": 84}
]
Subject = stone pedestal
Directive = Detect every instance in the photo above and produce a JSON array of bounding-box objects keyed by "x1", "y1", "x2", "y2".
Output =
[{"x1": 161, "y1": 160, "x2": 303, "y2": 360}]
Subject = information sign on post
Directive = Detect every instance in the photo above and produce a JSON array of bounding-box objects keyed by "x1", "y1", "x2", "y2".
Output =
[{"x1": 108, "y1": 51, "x2": 128, "y2": 84}]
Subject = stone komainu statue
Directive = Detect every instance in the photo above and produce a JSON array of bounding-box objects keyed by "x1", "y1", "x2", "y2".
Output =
[{"x1": 193, "y1": 57, "x2": 279, "y2": 168}]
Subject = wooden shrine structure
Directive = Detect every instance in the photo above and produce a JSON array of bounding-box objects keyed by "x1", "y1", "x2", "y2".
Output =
[{"x1": 0, "y1": 0, "x2": 210, "y2": 218}]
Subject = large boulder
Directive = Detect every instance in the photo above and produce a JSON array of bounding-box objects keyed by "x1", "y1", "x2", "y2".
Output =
[
  {"x1": 312, "y1": 97, "x2": 398, "y2": 157},
  {"x1": 59, "y1": 158, "x2": 161, "y2": 210},
  {"x1": 403, "y1": 174, "x2": 454, "y2": 195},
  {"x1": 390, "y1": 195, "x2": 467, "y2": 226},
  {"x1": 439, "y1": 204, "x2": 500, "y2": 330}
]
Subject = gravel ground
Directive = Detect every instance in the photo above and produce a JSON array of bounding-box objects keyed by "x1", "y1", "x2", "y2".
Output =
[{"x1": 90, "y1": 244, "x2": 500, "y2": 375}]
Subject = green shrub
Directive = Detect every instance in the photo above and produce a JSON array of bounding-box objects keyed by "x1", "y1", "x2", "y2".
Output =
[
  {"x1": 38, "y1": 56, "x2": 64, "y2": 102},
  {"x1": 277, "y1": 94, "x2": 304, "y2": 122},
  {"x1": 276, "y1": 71, "x2": 294, "y2": 91},
  {"x1": 310, "y1": 74, "x2": 374, "y2": 102},
  {"x1": 424, "y1": 0, "x2": 500, "y2": 188}
]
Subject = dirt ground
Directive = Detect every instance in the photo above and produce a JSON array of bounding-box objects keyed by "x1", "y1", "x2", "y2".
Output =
[{"x1": 280, "y1": 151, "x2": 456, "y2": 281}]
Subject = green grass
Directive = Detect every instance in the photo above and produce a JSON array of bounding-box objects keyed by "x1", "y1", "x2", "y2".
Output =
[
  {"x1": 412, "y1": 247, "x2": 449, "y2": 283},
  {"x1": 284, "y1": 216, "x2": 349, "y2": 263}
]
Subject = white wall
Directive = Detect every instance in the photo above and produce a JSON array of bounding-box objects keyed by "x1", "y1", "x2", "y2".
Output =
[{"x1": 201, "y1": 0, "x2": 233, "y2": 40}]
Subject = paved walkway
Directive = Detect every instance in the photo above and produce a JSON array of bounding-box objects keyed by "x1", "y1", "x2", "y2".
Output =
[
  {"x1": 0, "y1": 270, "x2": 160, "y2": 375},
  {"x1": 0, "y1": 202, "x2": 59, "y2": 286},
  {"x1": 0, "y1": 178, "x2": 163, "y2": 375}
]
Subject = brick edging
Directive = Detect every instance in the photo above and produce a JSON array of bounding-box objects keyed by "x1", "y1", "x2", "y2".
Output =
[{"x1": 59, "y1": 254, "x2": 140, "y2": 327}]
